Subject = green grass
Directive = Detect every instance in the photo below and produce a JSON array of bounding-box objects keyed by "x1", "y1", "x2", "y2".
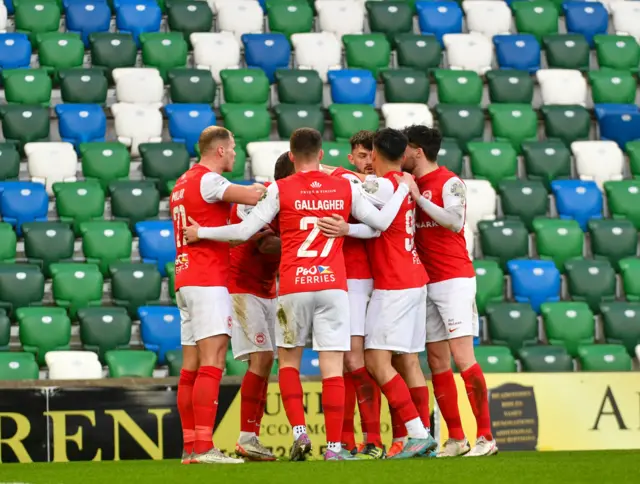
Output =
[{"x1": 2, "y1": 451, "x2": 640, "y2": 484}]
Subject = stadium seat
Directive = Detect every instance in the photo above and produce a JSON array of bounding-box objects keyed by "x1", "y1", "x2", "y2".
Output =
[
  {"x1": 467, "y1": 142, "x2": 517, "y2": 189},
  {"x1": 533, "y1": 218, "x2": 584, "y2": 271},
  {"x1": 435, "y1": 140, "x2": 463, "y2": 175},
  {"x1": 217, "y1": 0, "x2": 264, "y2": 39},
  {"x1": 167, "y1": 1, "x2": 213, "y2": 46},
  {"x1": 191, "y1": 32, "x2": 241, "y2": 83},
  {"x1": 600, "y1": 301, "x2": 640, "y2": 356},
  {"x1": 464, "y1": 179, "x2": 497, "y2": 232},
  {"x1": 541, "y1": 301, "x2": 594, "y2": 357},
  {"x1": 434, "y1": 105, "x2": 484, "y2": 152},
  {"x1": 493, "y1": 34, "x2": 541, "y2": 73},
  {"x1": 572, "y1": 140, "x2": 624, "y2": 188},
  {"x1": 274, "y1": 104, "x2": 325, "y2": 139},
  {"x1": 136, "y1": 221, "x2": 176, "y2": 276},
  {"x1": 415, "y1": 1, "x2": 462, "y2": 44},
  {"x1": 290, "y1": 32, "x2": 341, "y2": 82},
  {"x1": 551, "y1": 180, "x2": 602, "y2": 231},
  {"x1": 564, "y1": 259, "x2": 616, "y2": 313},
  {"x1": 603, "y1": 180, "x2": 640, "y2": 230},
  {"x1": 537, "y1": 69, "x2": 588, "y2": 106},
  {"x1": 50, "y1": 262, "x2": 104, "y2": 319},
  {"x1": 111, "y1": 103, "x2": 163, "y2": 157},
  {"x1": 488, "y1": 104, "x2": 537, "y2": 153},
  {"x1": 106, "y1": 349, "x2": 157, "y2": 377},
  {"x1": 165, "y1": 349, "x2": 182, "y2": 376},
  {"x1": 59, "y1": 68, "x2": 108, "y2": 105},
  {"x1": 64, "y1": 0, "x2": 111, "y2": 47},
  {"x1": 486, "y1": 302, "x2": 538, "y2": 353},
  {"x1": 112, "y1": 67, "x2": 164, "y2": 105},
  {"x1": 78, "y1": 307, "x2": 132, "y2": 361},
  {"x1": 382, "y1": 69, "x2": 429, "y2": 104},
  {"x1": 35, "y1": 32, "x2": 84, "y2": 76},
  {"x1": 15, "y1": 1, "x2": 61, "y2": 42},
  {"x1": 89, "y1": 33, "x2": 138, "y2": 78},
  {"x1": 23, "y1": 222, "x2": 75, "y2": 277},
  {"x1": 395, "y1": 33, "x2": 442, "y2": 73},
  {"x1": 441, "y1": 33, "x2": 493, "y2": 74},
  {"x1": 463, "y1": 0, "x2": 511, "y2": 38},
  {"x1": 0, "y1": 104, "x2": 50, "y2": 148},
  {"x1": 498, "y1": 180, "x2": 549, "y2": 230},
  {"x1": 594, "y1": 34, "x2": 639, "y2": 72},
  {"x1": 168, "y1": 69, "x2": 216, "y2": 104},
  {"x1": 321, "y1": 141, "x2": 352, "y2": 169},
  {"x1": 0, "y1": 264, "x2": 45, "y2": 318},
  {"x1": 0, "y1": 33, "x2": 32, "y2": 70},
  {"x1": 473, "y1": 260, "x2": 504, "y2": 315},
  {"x1": 110, "y1": 263, "x2": 162, "y2": 318},
  {"x1": 220, "y1": 104, "x2": 271, "y2": 148},
  {"x1": 316, "y1": 0, "x2": 364, "y2": 37},
  {"x1": 109, "y1": 180, "x2": 160, "y2": 230},
  {"x1": 139, "y1": 32, "x2": 187, "y2": 82},
  {"x1": 0, "y1": 308, "x2": 8, "y2": 351},
  {"x1": 485, "y1": 70, "x2": 534, "y2": 104},
  {"x1": 595, "y1": 104, "x2": 640, "y2": 150},
  {"x1": 542, "y1": 34, "x2": 590, "y2": 71},
  {"x1": 381, "y1": 104, "x2": 433, "y2": 130},
  {"x1": 473, "y1": 346, "x2": 517, "y2": 373},
  {"x1": 0, "y1": 352, "x2": 39, "y2": 380},
  {"x1": 342, "y1": 33, "x2": 391, "y2": 76},
  {"x1": 620, "y1": 257, "x2": 640, "y2": 302},
  {"x1": 513, "y1": 1, "x2": 558, "y2": 41},
  {"x1": 300, "y1": 348, "x2": 321, "y2": 376},
  {"x1": 55, "y1": 104, "x2": 106, "y2": 151},
  {"x1": 588, "y1": 219, "x2": 637, "y2": 270},
  {"x1": 541, "y1": 105, "x2": 591, "y2": 148},
  {"x1": 329, "y1": 104, "x2": 380, "y2": 143},
  {"x1": 17, "y1": 307, "x2": 71, "y2": 365},
  {"x1": 434, "y1": 69, "x2": 482, "y2": 105},
  {"x1": 507, "y1": 259, "x2": 560, "y2": 313},
  {"x1": 588, "y1": 70, "x2": 637, "y2": 105},
  {"x1": 24, "y1": 142, "x2": 78, "y2": 195},
  {"x1": 80, "y1": 221, "x2": 132, "y2": 275},
  {"x1": 366, "y1": 1, "x2": 413, "y2": 40},
  {"x1": 478, "y1": 220, "x2": 529, "y2": 270},
  {"x1": 328, "y1": 69, "x2": 377, "y2": 105},
  {"x1": 0, "y1": 143, "x2": 20, "y2": 181},
  {"x1": 629, "y1": 141, "x2": 640, "y2": 177},
  {"x1": 46, "y1": 350, "x2": 103, "y2": 379},
  {"x1": 563, "y1": 2, "x2": 608, "y2": 47},
  {"x1": 139, "y1": 142, "x2": 190, "y2": 195},
  {"x1": 266, "y1": 0, "x2": 313, "y2": 38},
  {"x1": 221, "y1": 68, "x2": 270, "y2": 104},
  {"x1": 79, "y1": 142, "x2": 131, "y2": 192},
  {"x1": 0, "y1": 223, "x2": 16, "y2": 263},
  {"x1": 275, "y1": 69, "x2": 323, "y2": 105},
  {"x1": 521, "y1": 140, "x2": 572, "y2": 189},
  {"x1": 0, "y1": 182, "x2": 48, "y2": 236},
  {"x1": 115, "y1": 1, "x2": 162, "y2": 47},
  {"x1": 610, "y1": 1, "x2": 640, "y2": 45},
  {"x1": 165, "y1": 104, "x2": 216, "y2": 156},
  {"x1": 578, "y1": 344, "x2": 632, "y2": 372},
  {"x1": 247, "y1": 141, "x2": 289, "y2": 181},
  {"x1": 3, "y1": 68, "x2": 51, "y2": 105},
  {"x1": 242, "y1": 33, "x2": 290, "y2": 83},
  {"x1": 518, "y1": 345, "x2": 574, "y2": 372}
]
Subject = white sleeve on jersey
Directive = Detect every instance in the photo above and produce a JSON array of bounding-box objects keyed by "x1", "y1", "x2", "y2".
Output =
[
  {"x1": 200, "y1": 172, "x2": 232, "y2": 203},
  {"x1": 197, "y1": 183, "x2": 280, "y2": 242},
  {"x1": 416, "y1": 176, "x2": 465, "y2": 233},
  {"x1": 341, "y1": 172, "x2": 362, "y2": 185},
  {"x1": 347, "y1": 223, "x2": 380, "y2": 239},
  {"x1": 350, "y1": 180, "x2": 409, "y2": 231},
  {"x1": 358, "y1": 176, "x2": 396, "y2": 208}
]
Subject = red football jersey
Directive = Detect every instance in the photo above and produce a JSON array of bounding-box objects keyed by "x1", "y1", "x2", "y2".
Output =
[
  {"x1": 331, "y1": 166, "x2": 372, "y2": 280},
  {"x1": 276, "y1": 171, "x2": 352, "y2": 295},
  {"x1": 415, "y1": 166, "x2": 475, "y2": 283},
  {"x1": 367, "y1": 172, "x2": 428, "y2": 290},
  {"x1": 170, "y1": 164, "x2": 231, "y2": 290}
]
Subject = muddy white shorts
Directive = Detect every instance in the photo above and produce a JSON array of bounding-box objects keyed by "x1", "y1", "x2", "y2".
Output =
[
  {"x1": 426, "y1": 277, "x2": 478, "y2": 343},
  {"x1": 177, "y1": 286, "x2": 233, "y2": 345},
  {"x1": 347, "y1": 278, "x2": 373, "y2": 337},
  {"x1": 230, "y1": 293, "x2": 277, "y2": 361}
]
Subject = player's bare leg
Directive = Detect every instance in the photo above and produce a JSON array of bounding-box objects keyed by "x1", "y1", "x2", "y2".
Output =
[{"x1": 178, "y1": 345, "x2": 198, "y2": 464}]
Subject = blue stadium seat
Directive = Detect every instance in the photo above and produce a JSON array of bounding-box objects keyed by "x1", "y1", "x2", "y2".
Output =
[
  {"x1": 135, "y1": 221, "x2": 176, "y2": 277},
  {"x1": 0, "y1": 34, "x2": 32, "y2": 70},
  {"x1": 299, "y1": 348, "x2": 321, "y2": 376},
  {"x1": 594, "y1": 104, "x2": 640, "y2": 150},
  {"x1": 551, "y1": 180, "x2": 603, "y2": 231},
  {"x1": 4, "y1": 0, "x2": 13, "y2": 14},
  {"x1": 0, "y1": 182, "x2": 48, "y2": 236},
  {"x1": 327, "y1": 69, "x2": 376, "y2": 105},
  {"x1": 563, "y1": 2, "x2": 608, "y2": 47},
  {"x1": 115, "y1": 0, "x2": 162, "y2": 47},
  {"x1": 507, "y1": 259, "x2": 561, "y2": 313},
  {"x1": 55, "y1": 104, "x2": 107, "y2": 150},
  {"x1": 242, "y1": 33, "x2": 291, "y2": 84},
  {"x1": 493, "y1": 34, "x2": 541, "y2": 73},
  {"x1": 415, "y1": 1, "x2": 463, "y2": 44},
  {"x1": 165, "y1": 104, "x2": 216, "y2": 157},
  {"x1": 64, "y1": 0, "x2": 111, "y2": 47},
  {"x1": 138, "y1": 306, "x2": 181, "y2": 365}
]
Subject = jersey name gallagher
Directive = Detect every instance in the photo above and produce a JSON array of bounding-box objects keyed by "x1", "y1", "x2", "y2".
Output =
[{"x1": 294, "y1": 200, "x2": 345, "y2": 211}]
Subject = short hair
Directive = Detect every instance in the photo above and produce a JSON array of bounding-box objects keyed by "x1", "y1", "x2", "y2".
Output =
[
  {"x1": 403, "y1": 125, "x2": 442, "y2": 162},
  {"x1": 289, "y1": 128, "x2": 322, "y2": 158},
  {"x1": 274, "y1": 151, "x2": 294, "y2": 180},
  {"x1": 198, "y1": 126, "x2": 232, "y2": 156},
  {"x1": 373, "y1": 128, "x2": 408, "y2": 162},
  {"x1": 349, "y1": 130, "x2": 374, "y2": 151}
]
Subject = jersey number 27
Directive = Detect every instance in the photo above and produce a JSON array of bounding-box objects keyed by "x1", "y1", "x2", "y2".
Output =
[
  {"x1": 172, "y1": 205, "x2": 188, "y2": 248},
  {"x1": 298, "y1": 217, "x2": 334, "y2": 258}
]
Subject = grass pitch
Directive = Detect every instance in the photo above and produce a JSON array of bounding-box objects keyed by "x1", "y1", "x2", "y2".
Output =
[{"x1": 2, "y1": 451, "x2": 639, "y2": 484}]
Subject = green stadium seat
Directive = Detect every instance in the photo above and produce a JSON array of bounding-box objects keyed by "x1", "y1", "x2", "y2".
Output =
[
  {"x1": 578, "y1": 344, "x2": 632, "y2": 372},
  {"x1": 17, "y1": 307, "x2": 71, "y2": 365},
  {"x1": 50, "y1": 263, "x2": 104, "y2": 320},
  {"x1": 604, "y1": 180, "x2": 640, "y2": 230},
  {"x1": 139, "y1": 143, "x2": 190, "y2": 196},
  {"x1": 89, "y1": 33, "x2": 138, "y2": 80},
  {"x1": 485, "y1": 70, "x2": 534, "y2": 104},
  {"x1": 267, "y1": 1, "x2": 314, "y2": 38},
  {"x1": 53, "y1": 181, "x2": 105, "y2": 236},
  {"x1": 473, "y1": 346, "x2": 517, "y2": 373},
  {"x1": 434, "y1": 105, "x2": 484, "y2": 152},
  {"x1": 588, "y1": 70, "x2": 637, "y2": 105},
  {"x1": 23, "y1": 222, "x2": 75, "y2": 277},
  {"x1": 140, "y1": 33, "x2": 188, "y2": 82},
  {"x1": 221, "y1": 68, "x2": 270, "y2": 105},
  {"x1": 521, "y1": 140, "x2": 572, "y2": 189},
  {"x1": 78, "y1": 307, "x2": 132, "y2": 361},
  {"x1": 226, "y1": 349, "x2": 248, "y2": 376},
  {"x1": 488, "y1": 104, "x2": 537, "y2": 153},
  {"x1": 168, "y1": 68, "x2": 216, "y2": 104},
  {"x1": 619, "y1": 257, "x2": 640, "y2": 302},
  {"x1": 0, "y1": 143, "x2": 21, "y2": 180},
  {"x1": 627, "y1": 141, "x2": 640, "y2": 177},
  {"x1": 329, "y1": 104, "x2": 380, "y2": 142},
  {"x1": 165, "y1": 349, "x2": 183, "y2": 376},
  {"x1": 0, "y1": 264, "x2": 45, "y2": 319},
  {"x1": 36, "y1": 33, "x2": 84, "y2": 76},
  {"x1": 321, "y1": 142, "x2": 350, "y2": 169},
  {"x1": 106, "y1": 350, "x2": 157, "y2": 377},
  {"x1": 110, "y1": 263, "x2": 162, "y2": 318},
  {"x1": 366, "y1": 1, "x2": 413, "y2": 40},
  {"x1": 80, "y1": 221, "x2": 133, "y2": 275},
  {"x1": 541, "y1": 301, "x2": 594, "y2": 357},
  {"x1": 274, "y1": 104, "x2": 325, "y2": 139},
  {"x1": 167, "y1": 1, "x2": 213, "y2": 45},
  {"x1": 3, "y1": 68, "x2": 52, "y2": 105},
  {"x1": 434, "y1": 69, "x2": 482, "y2": 105},
  {"x1": 513, "y1": 1, "x2": 558, "y2": 41},
  {"x1": 600, "y1": 302, "x2": 640, "y2": 357},
  {"x1": 518, "y1": 345, "x2": 573, "y2": 372},
  {"x1": 467, "y1": 142, "x2": 518, "y2": 189},
  {"x1": 594, "y1": 35, "x2": 640, "y2": 72},
  {"x1": 588, "y1": 219, "x2": 637, "y2": 270},
  {"x1": 473, "y1": 260, "x2": 504, "y2": 315},
  {"x1": 0, "y1": 309, "x2": 9, "y2": 351},
  {"x1": 381, "y1": 69, "x2": 429, "y2": 104},
  {"x1": 564, "y1": 260, "x2": 616, "y2": 313},
  {"x1": 436, "y1": 140, "x2": 463, "y2": 175},
  {"x1": 478, "y1": 220, "x2": 529, "y2": 270},
  {"x1": 498, "y1": 180, "x2": 549, "y2": 231},
  {"x1": 15, "y1": 1, "x2": 61, "y2": 42},
  {"x1": 220, "y1": 104, "x2": 271, "y2": 148},
  {"x1": 542, "y1": 34, "x2": 590, "y2": 71},
  {"x1": 486, "y1": 302, "x2": 538, "y2": 353},
  {"x1": 59, "y1": 68, "x2": 108, "y2": 105},
  {"x1": 0, "y1": 105, "x2": 50, "y2": 147},
  {"x1": 108, "y1": 181, "x2": 160, "y2": 230},
  {"x1": 343, "y1": 34, "x2": 391, "y2": 76},
  {"x1": 395, "y1": 34, "x2": 442, "y2": 72},
  {"x1": 541, "y1": 105, "x2": 591, "y2": 147},
  {"x1": 275, "y1": 69, "x2": 323, "y2": 105},
  {"x1": 0, "y1": 223, "x2": 17, "y2": 263},
  {"x1": 165, "y1": 262, "x2": 176, "y2": 304},
  {"x1": 0, "y1": 352, "x2": 39, "y2": 380},
  {"x1": 79, "y1": 142, "x2": 131, "y2": 191},
  {"x1": 532, "y1": 218, "x2": 584, "y2": 271}
]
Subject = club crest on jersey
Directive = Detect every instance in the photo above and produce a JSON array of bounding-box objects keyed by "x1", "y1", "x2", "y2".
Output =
[
  {"x1": 310, "y1": 181, "x2": 322, "y2": 189},
  {"x1": 422, "y1": 190, "x2": 432, "y2": 200}
]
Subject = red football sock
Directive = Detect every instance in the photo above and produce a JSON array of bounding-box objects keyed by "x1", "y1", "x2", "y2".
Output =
[
  {"x1": 409, "y1": 386, "x2": 431, "y2": 429},
  {"x1": 381, "y1": 374, "x2": 419, "y2": 425},
  {"x1": 461, "y1": 363, "x2": 493, "y2": 440},
  {"x1": 342, "y1": 372, "x2": 356, "y2": 449},
  {"x1": 192, "y1": 366, "x2": 222, "y2": 454},
  {"x1": 255, "y1": 377, "x2": 269, "y2": 437},
  {"x1": 351, "y1": 367, "x2": 382, "y2": 447},
  {"x1": 240, "y1": 370, "x2": 265, "y2": 433},
  {"x1": 322, "y1": 376, "x2": 345, "y2": 445},
  {"x1": 390, "y1": 404, "x2": 408, "y2": 439},
  {"x1": 432, "y1": 369, "x2": 465, "y2": 441},
  {"x1": 279, "y1": 367, "x2": 306, "y2": 427},
  {"x1": 177, "y1": 369, "x2": 197, "y2": 453}
]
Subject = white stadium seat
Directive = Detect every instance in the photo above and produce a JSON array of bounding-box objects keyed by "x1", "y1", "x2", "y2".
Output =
[
  {"x1": 217, "y1": 1, "x2": 264, "y2": 40},
  {"x1": 46, "y1": 351, "x2": 103, "y2": 380},
  {"x1": 536, "y1": 69, "x2": 588, "y2": 106},
  {"x1": 191, "y1": 32, "x2": 241, "y2": 83},
  {"x1": 611, "y1": 1, "x2": 640, "y2": 41},
  {"x1": 463, "y1": 1, "x2": 512, "y2": 38},
  {"x1": 463, "y1": 179, "x2": 497, "y2": 232},
  {"x1": 443, "y1": 33, "x2": 493, "y2": 74},
  {"x1": 209, "y1": 0, "x2": 256, "y2": 13},
  {"x1": 247, "y1": 141, "x2": 290, "y2": 182},
  {"x1": 635, "y1": 343, "x2": 640, "y2": 362},
  {"x1": 316, "y1": 0, "x2": 365, "y2": 37},
  {"x1": 0, "y1": 4, "x2": 7, "y2": 33},
  {"x1": 291, "y1": 32, "x2": 342, "y2": 82},
  {"x1": 111, "y1": 103, "x2": 163, "y2": 157},
  {"x1": 112, "y1": 68, "x2": 164, "y2": 105},
  {"x1": 25, "y1": 142, "x2": 78, "y2": 195},
  {"x1": 572, "y1": 140, "x2": 624, "y2": 188},
  {"x1": 381, "y1": 103, "x2": 434, "y2": 130},
  {"x1": 464, "y1": 222, "x2": 475, "y2": 260}
]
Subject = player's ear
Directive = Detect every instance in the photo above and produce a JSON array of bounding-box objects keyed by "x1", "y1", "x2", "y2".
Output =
[
  {"x1": 318, "y1": 149, "x2": 324, "y2": 162},
  {"x1": 288, "y1": 151, "x2": 294, "y2": 163}
]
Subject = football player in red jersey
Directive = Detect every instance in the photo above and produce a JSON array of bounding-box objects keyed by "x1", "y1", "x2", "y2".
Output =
[
  {"x1": 183, "y1": 128, "x2": 415, "y2": 461},
  {"x1": 170, "y1": 127, "x2": 267, "y2": 465},
  {"x1": 403, "y1": 125, "x2": 497, "y2": 458}
]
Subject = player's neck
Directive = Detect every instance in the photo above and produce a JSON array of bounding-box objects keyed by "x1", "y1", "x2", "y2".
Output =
[
  {"x1": 294, "y1": 161, "x2": 320, "y2": 173},
  {"x1": 413, "y1": 160, "x2": 439, "y2": 179},
  {"x1": 199, "y1": 157, "x2": 225, "y2": 174},
  {"x1": 374, "y1": 160, "x2": 402, "y2": 177}
]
